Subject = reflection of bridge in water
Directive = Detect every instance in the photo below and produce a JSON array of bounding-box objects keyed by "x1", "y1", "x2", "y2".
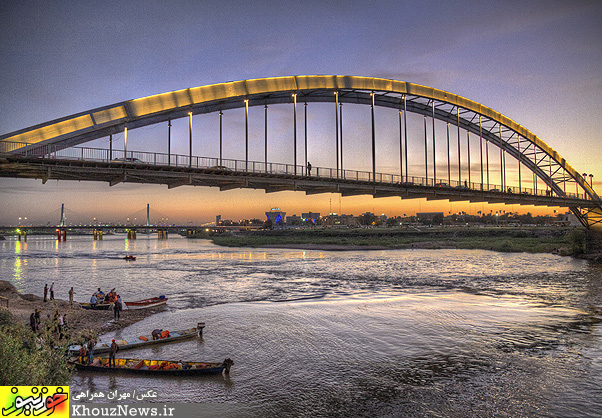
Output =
[{"x1": 1, "y1": 76, "x2": 600, "y2": 228}]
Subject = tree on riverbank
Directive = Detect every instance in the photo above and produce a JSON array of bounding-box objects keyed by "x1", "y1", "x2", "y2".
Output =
[{"x1": 0, "y1": 309, "x2": 73, "y2": 385}]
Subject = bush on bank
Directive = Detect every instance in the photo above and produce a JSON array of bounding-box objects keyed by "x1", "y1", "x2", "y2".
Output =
[{"x1": 0, "y1": 309, "x2": 73, "y2": 386}]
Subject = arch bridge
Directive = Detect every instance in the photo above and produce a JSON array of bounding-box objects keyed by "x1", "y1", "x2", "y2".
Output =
[{"x1": 1, "y1": 75, "x2": 600, "y2": 228}]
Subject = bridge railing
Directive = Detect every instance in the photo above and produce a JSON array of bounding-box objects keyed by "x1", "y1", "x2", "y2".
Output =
[{"x1": 0, "y1": 141, "x2": 590, "y2": 201}]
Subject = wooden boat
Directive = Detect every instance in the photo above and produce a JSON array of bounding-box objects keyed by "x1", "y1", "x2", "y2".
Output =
[
  {"x1": 124, "y1": 296, "x2": 167, "y2": 310},
  {"x1": 71, "y1": 357, "x2": 233, "y2": 376},
  {"x1": 68, "y1": 323, "x2": 205, "y2": 355},
  {"x1": 79, "y1": 302, "x2": 112, "y2": 310}
]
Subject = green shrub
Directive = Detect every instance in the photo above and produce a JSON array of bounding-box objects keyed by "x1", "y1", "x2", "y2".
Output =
[{"x1": 0, "y1": 322, "x2": 73, "y2": 386}]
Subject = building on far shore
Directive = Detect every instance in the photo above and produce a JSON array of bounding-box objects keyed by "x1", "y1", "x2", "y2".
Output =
[
  {"x1": 286, "y1": 214, "x2": 302, "y2": 225},
  {"x1": 266, "y1": 208, "x2": 286, "y2": 225},
  {"x1": 302, "y1": 212, "x2": 320, "y2": 224}
]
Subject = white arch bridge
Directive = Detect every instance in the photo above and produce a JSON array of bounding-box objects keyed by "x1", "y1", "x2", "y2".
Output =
[{"x1": 1, "y1": 75, "x2": 600, "y2": 228}]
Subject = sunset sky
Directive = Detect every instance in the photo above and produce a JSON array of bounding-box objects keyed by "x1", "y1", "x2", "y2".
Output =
[{"x1": 1, "y1": 0, "x2": 601, "y2": 225}]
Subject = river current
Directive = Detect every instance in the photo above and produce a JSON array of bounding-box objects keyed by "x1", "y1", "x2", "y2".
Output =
[{"x1": 2, "y1": 235, "x2": 602, "y2": 417}]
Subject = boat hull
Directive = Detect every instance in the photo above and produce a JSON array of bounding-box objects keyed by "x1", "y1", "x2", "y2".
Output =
[
  {"x1": 80, "y1": 303, "x2": 112, "y2": 310},
  {"x1": 68, "y1": 326, "x2": 202, "y2": 355},
  {"x1": 72, "y1": 358, "x2": 226, "y2": 376},
  {"x1": 124, "y1": 298, "x2": 167, "y2": 310}
]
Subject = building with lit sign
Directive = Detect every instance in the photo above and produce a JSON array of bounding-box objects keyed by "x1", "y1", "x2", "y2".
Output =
[{"x1": 265, "y1": 208, "x2": 286, "y2": 225}]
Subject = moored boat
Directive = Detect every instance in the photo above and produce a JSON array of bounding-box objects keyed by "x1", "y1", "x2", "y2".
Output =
[
  {"x1": 71, "y1": 357, "x2": 233, "y2": 376},
  {"x1": 124, "y1": 295, "x2": 167, "y2": 310},
  {"x1": 68, "y1": 323, "x2": 205, "y2": 355},
  {"x1": 79, "y1": 302, "x2": 112, "y2": 310}
]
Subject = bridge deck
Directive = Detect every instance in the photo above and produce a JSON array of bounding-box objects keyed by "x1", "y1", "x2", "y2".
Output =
[{"x1": 0, "y1": 146, "x2": 596, "y2": 209}]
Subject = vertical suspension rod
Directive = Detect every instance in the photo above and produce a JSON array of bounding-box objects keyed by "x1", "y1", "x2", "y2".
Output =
[
  {"x1": 404, "y1": 95, "x2": 408, "y2": 182},
  {"x1": 293, "y1": 94, "x2": 297, "y2": 175},
  {"x1": 340, "y1": 101, "x2": 343, "y2": 178},
  {"x1": 517, "y1": 135, "x2": 521, "y2": 193},
  {"x1": 188, "y1": 113, "x2": 192, "y2": 167},
  {"x1": 457, "y1": 107, "x2": 461, "y2": 184},
  {"x1": 245, "y1": 100, "x2": 249, "y2": 172},
  {"x1": 467, "y1": 131, "x2": 471, "y2": 187},
  {"x1": 304, "y1": 102, "x2": 307, "y2": 175},
  {"x1": 399, "y1": 109, "x2": 403, "y2": 181},
  {"x1": 335, "y1": 92, "x2": 339, "y2": 178},
  {"x1": 371, "y1": 92, "x2": 376, "y2": 182},
  {"x1": 479, "y1": 115, "x2": 483, "y2": 190},
  {"x1": 499, "y1": 125, "x2": 503, "y2": 190},
  {"x1": 446, "y1": 123, "x2": 450, "y2": 184},
  {"x1": 167, "y1": 120, "x2": 171, "y2": 166},
  {"x1": 264, "y1": 104, "x2": 268, "y2": 173},
  {"x1": 432, "y1": 102, "x2": 436, "y2": 184},
  {"x1": 424, "y1": 115, "x2": 428, "y2": 183},
  {"x1": 219, "y1": 111, "x2": 223, "y2": 166}
]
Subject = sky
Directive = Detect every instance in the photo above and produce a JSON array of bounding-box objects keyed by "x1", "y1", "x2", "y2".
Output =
[{"x1": 1, "y1": 0, "x2": 601, "y2": 225}]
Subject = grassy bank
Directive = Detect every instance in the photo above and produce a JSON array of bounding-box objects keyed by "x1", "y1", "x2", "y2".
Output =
[{"x1": 211, "y1": 227, "x2": 586, "y2": 255}]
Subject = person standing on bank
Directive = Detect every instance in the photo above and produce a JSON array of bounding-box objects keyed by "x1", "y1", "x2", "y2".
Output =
[
  {"x1": 49, "y1": 282, "x2": 55, "y2": 300},
  {"x1": 29, "y1": 313, "x2": 36, "y2": 332},
  {"x1": 113, "y1": 296, "x2": 122, "y2": 320},
  {"x1": 109, "y1": 339, "x2": 119, "y2": 367},
  {"x1": 87, "y1": 339, "x2": 95, "y2": 365},
  {"x1": 34, "y1": 309, "x2": 40, "y2": 330},
  {"x1": 68, "y1": 287, "x2": 75, "y2": 306},
  {"x1": 43, "y1": 284, "x2": 48, "y2": 302}
]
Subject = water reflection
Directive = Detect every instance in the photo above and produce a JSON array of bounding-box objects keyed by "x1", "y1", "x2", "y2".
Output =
[{"x1": 1, "y1": 236, "x2": 601, "y2": 416}]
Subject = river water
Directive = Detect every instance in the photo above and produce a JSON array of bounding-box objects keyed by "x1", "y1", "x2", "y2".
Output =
[{"x1": 2, "y1": 235, "x2": 602, "y2": 417}]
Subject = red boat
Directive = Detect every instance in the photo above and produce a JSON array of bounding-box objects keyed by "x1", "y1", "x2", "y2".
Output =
[{"x1": 124, "y1": 296, "x2": 167, "y2": 310}]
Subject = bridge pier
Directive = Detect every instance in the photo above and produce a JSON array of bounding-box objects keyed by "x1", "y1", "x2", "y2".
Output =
[
  {"x1": 56, "y1": 229, "x2": 66, "y2": 241},
  {"x1": 127, "y1": 229, "x2": 137, "y2": 239},
  {"x1": 157, "y1": 229, "x2": 168, "y2": 240},
  {"x1": 93, "y1": 229, "x2": 103, "y2": 240}
]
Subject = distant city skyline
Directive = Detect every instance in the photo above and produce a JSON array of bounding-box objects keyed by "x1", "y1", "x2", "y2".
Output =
[{"x1": 1, "y1": 1, "x2": 600, "y2": 224}]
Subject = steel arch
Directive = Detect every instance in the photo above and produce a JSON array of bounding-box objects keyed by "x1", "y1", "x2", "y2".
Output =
[{"x1": 1, "y1": 75, "x2": 600, "y2": 227}]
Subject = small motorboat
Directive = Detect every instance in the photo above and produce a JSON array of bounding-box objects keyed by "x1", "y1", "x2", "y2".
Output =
[
  {"x1": 68, "y1": 323, "x2": 205, "y2": 355},
  {"x1": 124, "y1": 255, "x2": 136, "y2": 261},
  {"x1": 71, "y1": 357, "x2": 233, "y2": 376},
  {"x1": 124, "y1": 295, "x2": 167, "y2": 310}
]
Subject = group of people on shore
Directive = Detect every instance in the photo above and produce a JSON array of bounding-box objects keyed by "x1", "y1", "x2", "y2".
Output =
[
  {"x1": 90, "y1": 288, "x2": 123, "y2": 319},
  {"x1": 42, "y1": 282, "x2": 77, "y2": 307},
  {"x1": 28, "y1": 308, "x2": 66, "y2": 339}
]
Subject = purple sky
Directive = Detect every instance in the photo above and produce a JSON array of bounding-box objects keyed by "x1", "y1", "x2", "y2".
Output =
[{"x1": 1, "y1": 0, "x2": 601, "y2": 225}]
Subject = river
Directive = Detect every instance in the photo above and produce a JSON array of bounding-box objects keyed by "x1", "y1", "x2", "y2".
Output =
[{"x1": 1, "y1": 235, "x2": 602, "y2": 417}]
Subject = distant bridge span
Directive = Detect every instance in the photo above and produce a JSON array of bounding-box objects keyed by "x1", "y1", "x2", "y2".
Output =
[{"x1": 1, "y1": 75, "x2": 600, "y2": 228}]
